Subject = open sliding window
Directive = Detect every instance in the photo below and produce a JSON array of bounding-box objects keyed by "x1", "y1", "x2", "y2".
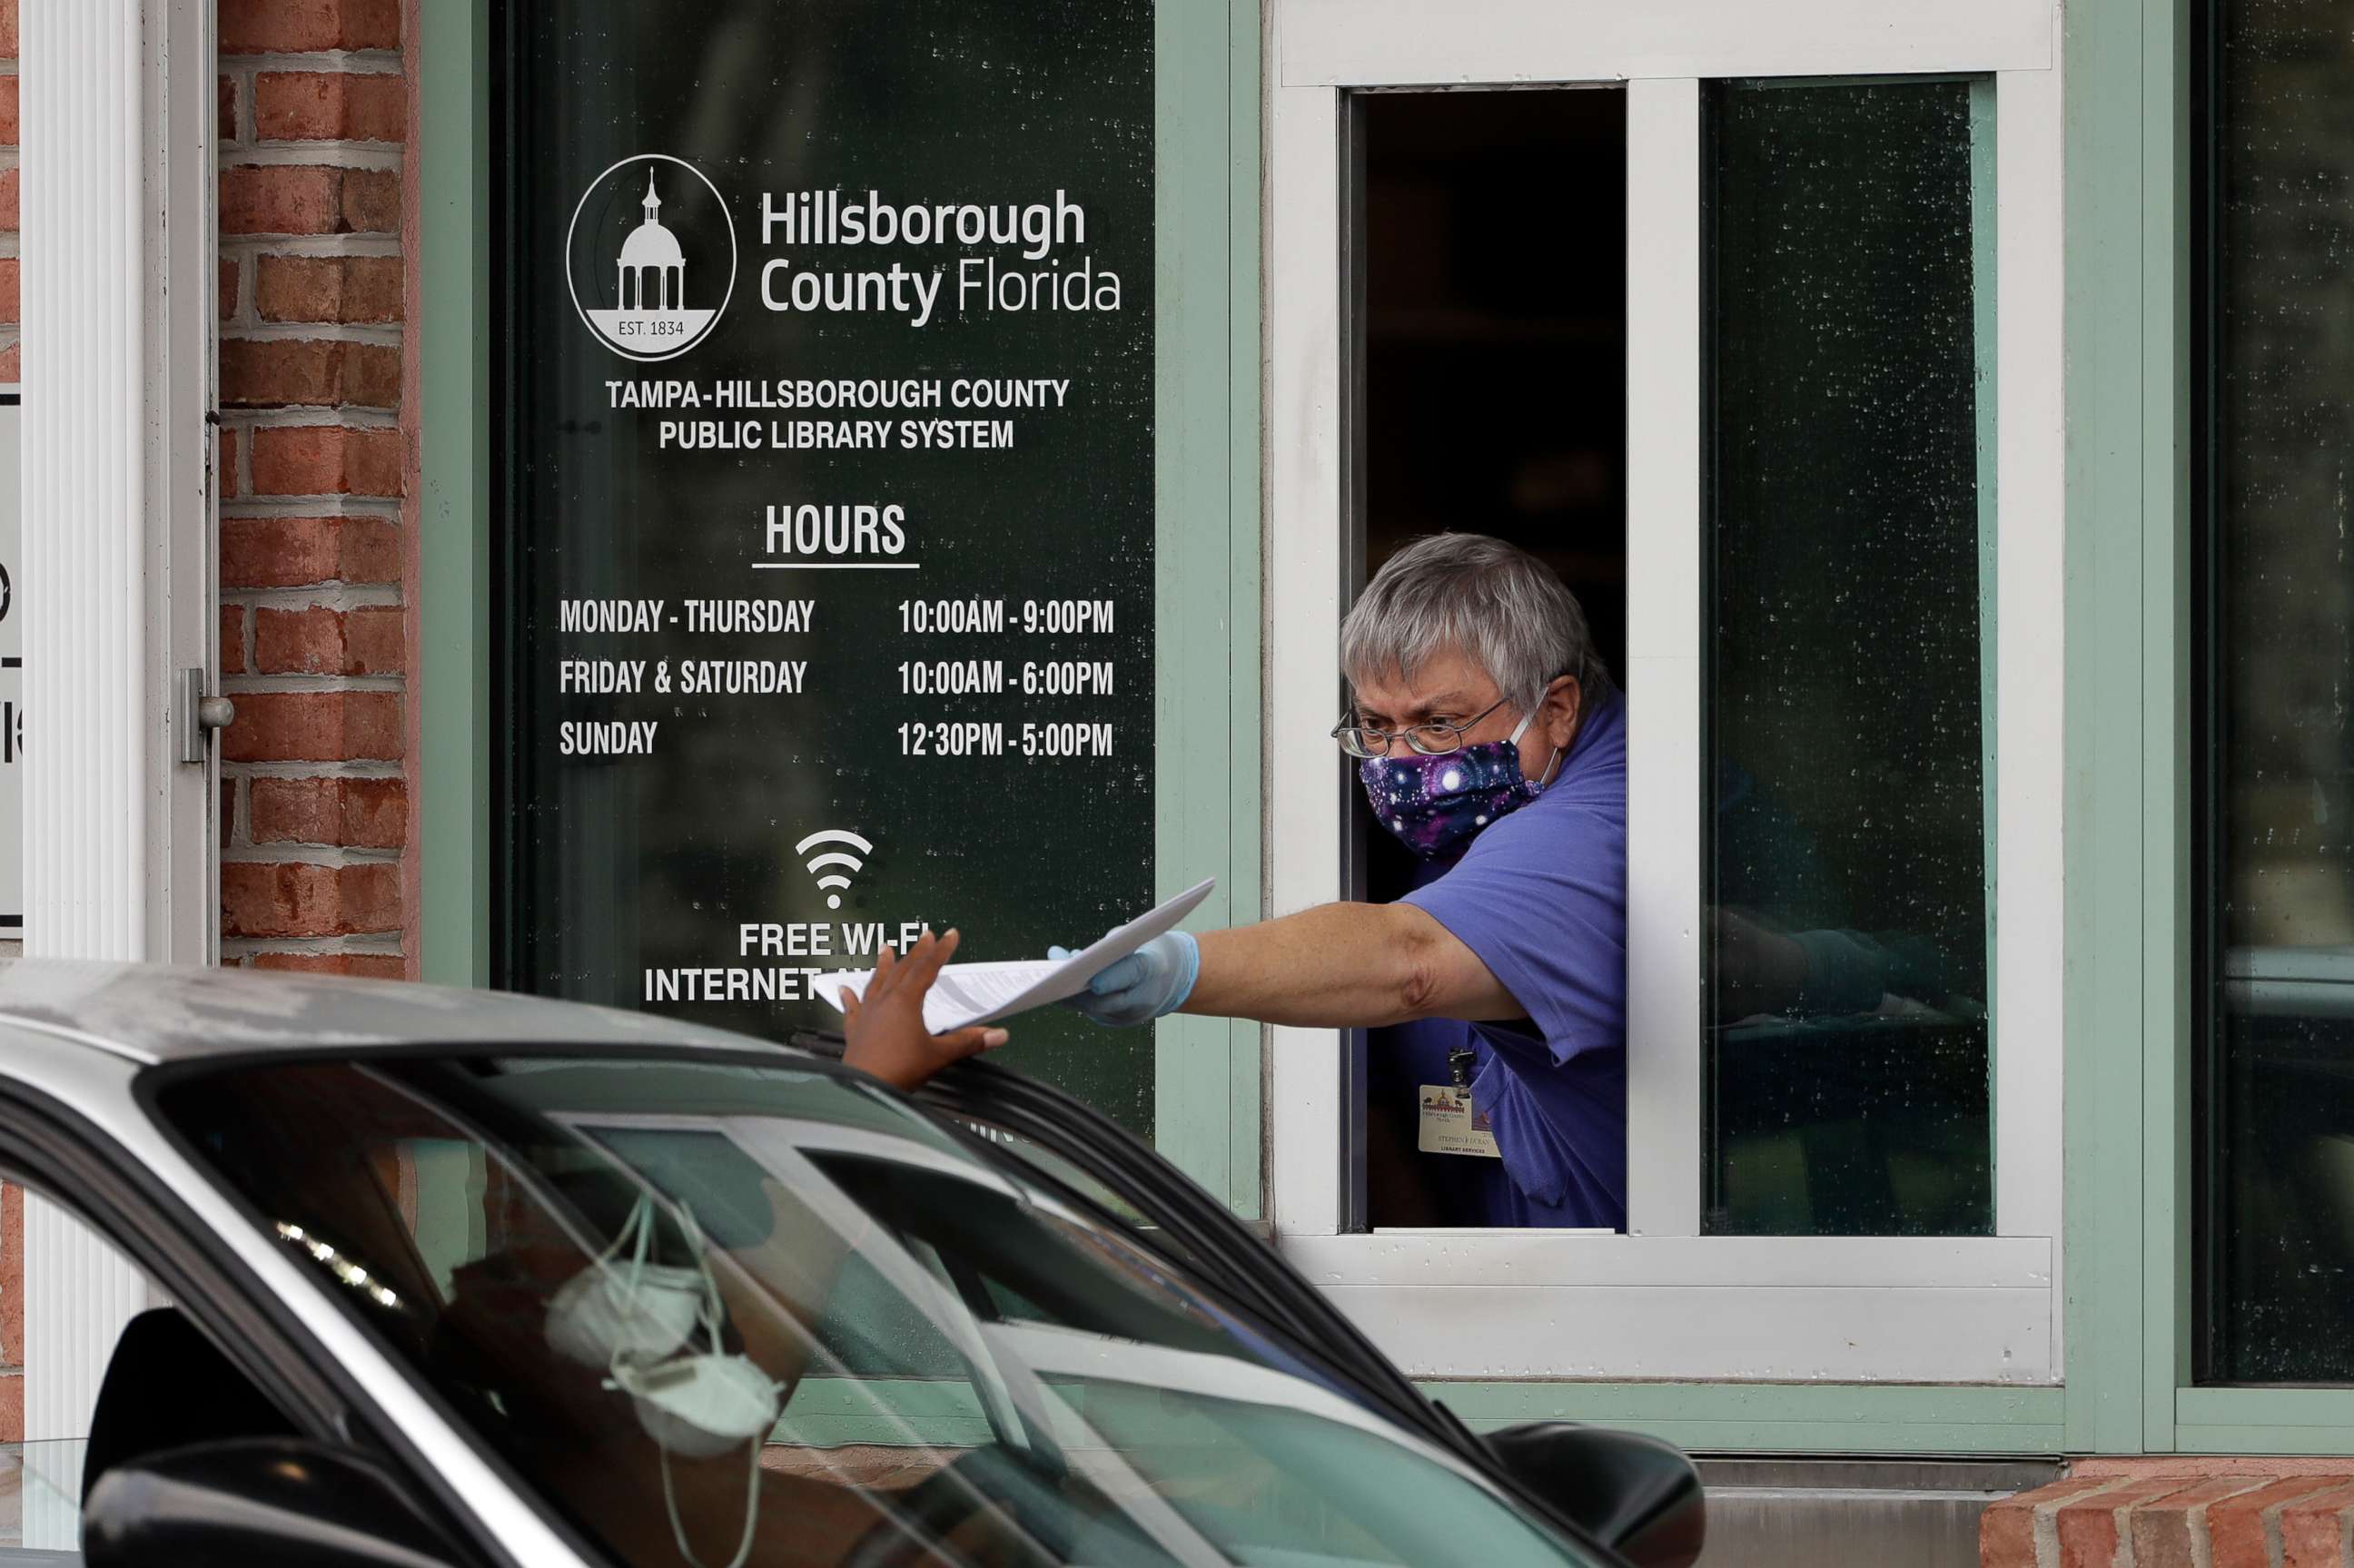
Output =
[{"x1": 1265, "y1": 1, "x2": 2063, "y2": 1386}]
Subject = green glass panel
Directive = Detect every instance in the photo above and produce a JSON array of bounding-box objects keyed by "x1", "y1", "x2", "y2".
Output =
[
  {"x1": 490, "y1": 1, "x2": 1157, "y2": 1135},
  {"x1": 1703, "y1": 78, "x2": 1995, "y2": 1237},
  {"x1": 2199, "y1": 0, "x2": 2354, "y2": 1385}
]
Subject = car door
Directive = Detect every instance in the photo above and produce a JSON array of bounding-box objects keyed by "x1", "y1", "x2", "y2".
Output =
[
  {"x1": 788, "y1": 1033, "x2": 1712, "y2": 1568},
  {"x1": 787, "y1": 1030, "x2": 1480, "y2": 1459},
  {"x1": 0, "y1": 1073, "x2": 507, "y2": 1568}
]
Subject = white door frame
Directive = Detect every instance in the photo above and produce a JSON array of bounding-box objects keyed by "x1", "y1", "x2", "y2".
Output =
[
  {"x1": 22, "y1": 0, "x2": 219, "y2": 963},
  {"x1": 18, "y1": 0, "x2": 220, "y2": 1504},
  {"x1": 1264, "y1": 0, "x2": 2066, "y2": 1384}
]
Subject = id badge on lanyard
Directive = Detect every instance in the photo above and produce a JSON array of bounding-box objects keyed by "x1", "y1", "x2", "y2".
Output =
[{"x1": 1417, "y1": 1045, "x2": 1500, "y2": 1158}]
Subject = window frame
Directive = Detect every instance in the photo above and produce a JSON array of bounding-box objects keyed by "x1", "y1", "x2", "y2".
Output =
[
  {"x1": 2161, "y1": 0, "x2": 2354, "y2": 1452},
  {"x1": 1264, "y1": 0, "x2": 2067, "y2": 1386},
  {"x1": 421, "y1": 0, "x2": 1267, "y2": 1214}
]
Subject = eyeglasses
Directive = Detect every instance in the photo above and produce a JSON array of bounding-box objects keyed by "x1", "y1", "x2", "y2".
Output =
[{"x1": 1331, "y1": 694, "x2": 1513, "y2": 759}]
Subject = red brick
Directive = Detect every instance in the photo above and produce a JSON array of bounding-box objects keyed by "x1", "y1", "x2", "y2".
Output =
[
  {"x1": 0, "y1": 76, "x2": 18, "y2": 147},
  {"x1": 2055, "y1": 1477, "x2": 2201, "y2": 1568},
  {"x1": 1983, "y1": 1477, "x2": 2122, "y2": 1568},
  {"x1": 251, "y1": 425, "x2": 401, "y2": 498},
  {"x1": 250, "y1": 952, "x2": 405, "y2": 981},
  {"x1": 251, "y1": 776, "x2": 406, "y2": 849},
  {"x1": 222, "y1": 861, "x2": 400, "y2": 939},
  {"x1": 221, "y1": 690, "x2": 401, "y2": 763},
  {"x1": 222, "y1": 338, "x2": 399, "y2": 409},
  {"x1": 219, "y1": 74, "x2": 239, "y2": 143},
  {"x1": 221, "y1": 165, "x2": 398, "y2": 238},
  {"x1": 219, "y1": 255, "x2": 239, "y2": 321},
  {"x1": 255, "y1": 604, "x2": 403, "y2": 676},
  {"x1": 221, "y1": 165, "x2": 342, "y2": 236},
  {"x1": 255, "y1": 72, "x2": 404, "y2": 143},
  {"x1": 2277, "y1": 1480, "x2": 2354, "y2": 1567},
  {"x1": 2130, "y1": 1477, "x2": 2277, "y2": 1568},
  {"x1": 0, "y1": 259, "x2": 18, "y2": 327},
  {"x1": 221, "y1": 606, "x2": 248, "y2": 675},
  {"x1": 0, "y1": 168, "x2": 19, "y2": 232},
  {"x1": 222, "y1": 516, "x2": 400, "y2": 588},
  {"x1": 2078, "y1": 1460, "x2": 2354, "y2": 1479},
  {"x1": 1977, "y1": 1497, "x2": 2039, "y2": 1568},
  {"x1": 0, "y1": 1, "x2": 17, "y2": 60},
  {"x1": 257, "y1": 253, "x2": 402, "y2": 325},
  {"x1": 2209, "y1": 1476, "x2": 2349, "y2": 1568},
  {"x1": 0, "y1": 1375, "x2": 20, "y2": 1445},
  {"x1": 346, "y1": 605, "x2": 404, "y2": 671},
  {"x1": 220, "y1": 426, "x2": 242, "y2": 498},
  {"x1": 254, "y1": 606, "x2": 335, "y2": 674},
  {"x1": 220, "y1": 0, "x2": 400, "y2": 54},
  {"x1": 0, "y1": 1182, "x2": 21, "y2": 1366},
  {"x1": 341, "y1": 168, "x2": 400, "y2": 233},
  {"x1": 222, "y1": 778, "x2": 238, "y2": 845}
]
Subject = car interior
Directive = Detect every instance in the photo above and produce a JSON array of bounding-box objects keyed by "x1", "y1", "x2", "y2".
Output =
[
  {"x1": 0, "y1": 1060, "x2": 1701, "y2": 1568},
  {"x1": 0, "y1": 1191, "x2": 321, "y2": 1565},
  {"x1": 77, "y1": 1307, "x2": 296, "y2": 1506}
]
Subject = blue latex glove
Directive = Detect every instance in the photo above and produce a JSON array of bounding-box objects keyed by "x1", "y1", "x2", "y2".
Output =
[{"x1": 1048, "y1": 931, "x2": 1200, "y2": 1028}]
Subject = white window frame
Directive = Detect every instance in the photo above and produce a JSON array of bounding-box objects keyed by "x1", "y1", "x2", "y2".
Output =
[{"x1": 1264, "y1": 0, "x2": 2065, "y2": 1385}]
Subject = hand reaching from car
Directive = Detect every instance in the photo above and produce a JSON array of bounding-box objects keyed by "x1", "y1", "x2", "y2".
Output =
[{"x1": 839, "y1": 927, "x2": 1010, "y2": 1090}]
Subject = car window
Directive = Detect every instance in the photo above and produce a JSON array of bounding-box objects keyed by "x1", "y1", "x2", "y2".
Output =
[
  {"x1": 0, "y1": 1183, "x2": 134, "y2": 1559},
  {"x1": 0, "y1": 1182, "x2": 300, "y2": 1562},
  {"x1": 160, "y1": 1056, "x2": 1609, "y2": 1568}
]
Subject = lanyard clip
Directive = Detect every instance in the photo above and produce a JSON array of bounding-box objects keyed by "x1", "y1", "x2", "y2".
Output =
[{"x1": 1447, "y1": 1046, "x2": 1476, "y2": 1093}]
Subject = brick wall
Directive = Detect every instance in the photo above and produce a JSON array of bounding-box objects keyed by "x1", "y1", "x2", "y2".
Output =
[
  {"x1": 215, "y1": 0, "x2": 411, "y2": 978},
  {"x1": 1983, "y1": 1465, "x2": 2354, "y2": 1568}
]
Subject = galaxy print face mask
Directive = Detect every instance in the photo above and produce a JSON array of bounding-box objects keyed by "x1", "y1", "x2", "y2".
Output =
[{"x1": 1359, "y1": 707, "x2": 1558, "y2": 860}]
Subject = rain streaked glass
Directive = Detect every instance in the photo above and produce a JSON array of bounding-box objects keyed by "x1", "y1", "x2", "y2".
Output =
[{"x1": 1701, "y1": 77, "x2": 1996, "y2": 1238}]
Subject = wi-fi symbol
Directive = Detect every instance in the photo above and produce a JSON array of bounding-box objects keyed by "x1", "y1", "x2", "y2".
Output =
[{"x1": 796, "y1": 829, "x2": 874, "y2": 911}]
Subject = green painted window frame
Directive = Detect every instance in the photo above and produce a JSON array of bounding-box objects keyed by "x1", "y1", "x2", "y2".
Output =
[
  {"x1": 2060, "y1": 0, "x2": 2185, "y2": 1459},
  {"x1": 415, "y1": 0, "x2": 1264, "y2": 1214},
  {"x1": 427, "y1": 0, "x2": 2354, "y2": 1460},
  {"x1": 1415, "y1": 0, "x2": 2344, "y2": 1458},
  {"x1": 2064, "y1": 0, "x2": 2354, "y2": 1457}
]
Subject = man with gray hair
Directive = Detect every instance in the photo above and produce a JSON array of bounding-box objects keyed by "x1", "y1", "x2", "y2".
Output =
[{"x1": 1062, "y1": 532, "x2": 1627, "y2": 1230}]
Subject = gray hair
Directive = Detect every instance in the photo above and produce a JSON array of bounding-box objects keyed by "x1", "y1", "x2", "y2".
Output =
[{"x1": 1340, "y1": 533, "x2": 1613, "y2": 712}]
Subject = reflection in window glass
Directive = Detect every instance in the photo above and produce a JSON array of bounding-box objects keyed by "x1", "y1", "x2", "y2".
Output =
[
  {"x1": 1702, "y1": 78, "x2": 1995, "y2": 1237},
  {"x1": 2200, "y1": 0, "x2": 2354, "y2": 1383},
  {"x1": 163, "y1": 1058, "x2": 1609, "y2": 1568}
]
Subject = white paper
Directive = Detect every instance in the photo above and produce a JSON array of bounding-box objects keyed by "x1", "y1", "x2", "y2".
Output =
[{"x1": 813, "y1": 878, "x2": 1215, "y2": 1035}]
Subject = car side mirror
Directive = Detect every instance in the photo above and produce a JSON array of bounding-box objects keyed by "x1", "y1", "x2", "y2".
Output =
[
  {"x1": 82, "y1": 1435, "x2": 470, "y2": 1568},
  {"x1": 1484, "y1": 1422, "x2": 1706, "y2": 1568}
]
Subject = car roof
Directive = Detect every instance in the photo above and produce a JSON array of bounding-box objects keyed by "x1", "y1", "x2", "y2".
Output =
[{"x1": 0, "y1": 960, "x2": 778, "y2": 1065}]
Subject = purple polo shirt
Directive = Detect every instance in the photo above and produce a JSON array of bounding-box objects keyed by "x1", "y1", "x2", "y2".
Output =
[{"x1": 1374, "y1": 692, "x2": 1627, "y2": 1229}]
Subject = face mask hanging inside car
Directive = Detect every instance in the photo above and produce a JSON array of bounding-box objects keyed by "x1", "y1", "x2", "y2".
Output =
[{"x1": 544, "y1": 1192, "x2": 782, "y2": 1568}]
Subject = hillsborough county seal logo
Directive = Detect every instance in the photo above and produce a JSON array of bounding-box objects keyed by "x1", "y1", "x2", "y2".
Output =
[{"x1": 566, "y1": 153, "x2": 737, "y2": 362}]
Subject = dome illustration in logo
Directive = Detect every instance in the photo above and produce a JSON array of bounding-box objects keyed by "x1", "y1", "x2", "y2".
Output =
[{"x1": 566, "y1": 153, "x2": 737, "y2": 362}]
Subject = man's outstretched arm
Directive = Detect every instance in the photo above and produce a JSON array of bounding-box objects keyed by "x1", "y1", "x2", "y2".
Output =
[{"x1": 1178, "y1": 901, "x2": 1522, "y2": 1028}]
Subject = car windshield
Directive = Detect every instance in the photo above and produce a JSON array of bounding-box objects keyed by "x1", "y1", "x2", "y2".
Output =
[{"x1": 158, "y1": 1055, "x2": 1604, "y2": 1568}]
